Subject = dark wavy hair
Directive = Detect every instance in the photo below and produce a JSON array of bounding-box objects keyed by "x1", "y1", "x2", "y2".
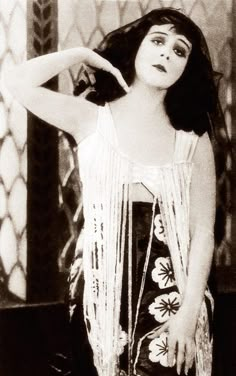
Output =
[{"x1": 74, "y1": 8, "x2": 219, "y2": 136}]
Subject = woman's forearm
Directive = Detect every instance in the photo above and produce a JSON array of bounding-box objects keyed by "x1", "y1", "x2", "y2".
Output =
[
  {"x1": 6, "y1": 47, "x2": 87, "y2": 93},
  {"x1": 180, "y1": 132, "x2": 216, "y2": 321},
  {"x1": 181, "y1": 230, "x2": 214, "y2": 319}
]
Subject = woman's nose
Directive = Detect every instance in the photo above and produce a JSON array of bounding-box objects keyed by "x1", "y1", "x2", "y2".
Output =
[{"x1": 160, "y1": 53, "x2": 170, "y2": 60}]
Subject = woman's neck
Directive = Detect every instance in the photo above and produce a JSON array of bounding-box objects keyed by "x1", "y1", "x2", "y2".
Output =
[
  {"x1": 124, "y1": 79, "x2": 167, "y2": 116},
  {"x1": 111, "y1": 79, "x2": 169, "y2": 130}
]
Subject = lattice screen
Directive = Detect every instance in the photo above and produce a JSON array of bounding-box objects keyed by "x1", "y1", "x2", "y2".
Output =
[
  {"x1": 57, "y1": 0, "x2": 233, "y2": 277},
  {"x1": 0, "y1": 0, "x2": 27, "y2": 303}
]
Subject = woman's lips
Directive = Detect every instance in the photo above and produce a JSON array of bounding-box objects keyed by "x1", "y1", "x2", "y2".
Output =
[{"x1": 153, "y1": 64, "x2": 167, "y2": 73}]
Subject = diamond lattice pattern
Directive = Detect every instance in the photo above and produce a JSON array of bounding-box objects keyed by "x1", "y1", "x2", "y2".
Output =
[{"x1": 0, "y1": 0, "x2": 27, "y2": 304}]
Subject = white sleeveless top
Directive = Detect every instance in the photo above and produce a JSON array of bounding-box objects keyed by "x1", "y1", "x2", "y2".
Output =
[
  {"x1": 77, "y1": 103, "x2": 213, "y2": 376},
  {"x1": 78, "y1": 103, "x2": 198, "y2": 194}
]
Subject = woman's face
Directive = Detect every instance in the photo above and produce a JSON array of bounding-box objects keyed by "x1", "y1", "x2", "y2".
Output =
[{"x1": 134, "y1": 24, "x2": 192, "y2": 89}]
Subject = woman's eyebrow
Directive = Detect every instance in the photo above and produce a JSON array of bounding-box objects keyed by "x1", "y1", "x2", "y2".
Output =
[
  {"x1": 177, "y1": 38, "x2": 191, "y2": 50},
  {"x1": 148, "y1": 31, "x2": 191, "y2": 50},
  {"x1": 148, "y1": 31, "x2": 168, "y2": 38}
]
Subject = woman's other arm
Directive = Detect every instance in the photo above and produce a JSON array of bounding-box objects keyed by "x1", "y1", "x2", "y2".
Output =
[
  {"x1": 150, "y1": 133, "x2": 216, "y2": 375},
  {"x1": 182, "y1": 132, "x2": 216, "y2": 317},
  {"x1": 4, "y1": 47, "x2": 129, "y2": 143},
  {"x1": 169, "y1": 132, "x2": 216, "y2": 374}
]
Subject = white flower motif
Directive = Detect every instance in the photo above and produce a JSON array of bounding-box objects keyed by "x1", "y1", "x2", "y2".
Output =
[
  {"x1": 149, "y1": 332, "x2": 170, "y2": 366},
  {"x1": 151, "y1": 257, "x2": 176, "y2": 289},
  {"x1": 154, "y1": 214, "x2": 166, "y2": 243},
  {"x1": 148, "y1": 292, "x2": 180, "y2": 323},
  {"x1": 117, "y1": 327, "x2": 128, "y2": 356}
]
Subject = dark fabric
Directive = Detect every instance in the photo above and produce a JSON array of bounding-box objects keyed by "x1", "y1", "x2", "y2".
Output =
[{"x1": 69, "y1": 291, "x2": 98, "y2": 376}]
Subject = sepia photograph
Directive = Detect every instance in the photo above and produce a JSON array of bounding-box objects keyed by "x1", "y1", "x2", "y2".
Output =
[{"x1": 0, "y1": 0, "x2": 235, "y2": 375}]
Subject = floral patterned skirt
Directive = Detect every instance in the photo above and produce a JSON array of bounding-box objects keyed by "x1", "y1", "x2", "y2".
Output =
[{"x1": 68, "y1": 201, "x2": 212, "y2": 376}]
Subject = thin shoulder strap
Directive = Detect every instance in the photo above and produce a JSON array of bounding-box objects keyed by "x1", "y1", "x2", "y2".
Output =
[{"x1": 174, "y1": 130, "x2": 199, "y2": 162}]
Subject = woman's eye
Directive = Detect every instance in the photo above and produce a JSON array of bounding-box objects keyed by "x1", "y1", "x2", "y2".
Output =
[
  {"x1": 152, "y1": 39, "x2": 164, "y2": 46},
  {"x1": 174, "y1": 47, "x2": 187, "y2": 58}
]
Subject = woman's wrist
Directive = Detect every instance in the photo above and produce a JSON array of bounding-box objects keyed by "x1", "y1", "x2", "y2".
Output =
[
  {"x1": 61, "y1": 47, "x2": 89, "y2": 67},
  {"x1": 180, "y1": 293, "x2": 203, "y2": 320}
]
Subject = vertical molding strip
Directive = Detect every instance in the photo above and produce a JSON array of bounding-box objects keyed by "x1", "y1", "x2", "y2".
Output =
[
  {"x1": 26, "y1": 0, "x2": 60, "y2": 303},
  {"x1": 231, "y1": 1, "x2": 236, "y2": 264}
]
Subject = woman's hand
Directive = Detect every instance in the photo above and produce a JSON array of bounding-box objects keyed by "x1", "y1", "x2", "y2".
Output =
[
  {"x1": 148, "y1": 306, "x2": 198, "y2": 375},
  {"x1": 80, "y1": 47, "x2": 130, "y2": 93}
]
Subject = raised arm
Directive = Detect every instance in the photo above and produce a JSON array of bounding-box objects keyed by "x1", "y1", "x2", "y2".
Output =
[{"x1": 4, "y1": 47, "x2": 129, "y2": 143}]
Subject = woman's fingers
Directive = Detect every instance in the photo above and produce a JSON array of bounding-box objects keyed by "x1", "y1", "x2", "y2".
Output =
[
  {"x1": 167, "y1": 335, "x2": 176, "y2": 368},
  {"x1": 174, "y1": 338, "x2": 195, "y2": 375},
  {"x1": 83, "y1": 61, "x2": 129, "y2": 93},
  {"x1": 147, "y1": 322, "x2": 195, "y2": 375},
  {"x1": 176, "y1": 341, "x2": 185, "y2": 375},
  {"x1": 184, "y1": 339, "x2": 195, "y2": 375},
  {"x1": 110, "y1": 66, "x2": 130, "y2": 93},
  {"x1": 87, "y1": 51, "x2": 130, "y2": 93}
]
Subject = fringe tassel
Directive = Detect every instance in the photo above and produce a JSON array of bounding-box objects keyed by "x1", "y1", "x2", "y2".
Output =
[
  {"x1": 82, "y1": 141, "x2": 130, "y2": 376},
  {"x1": 128, "y1": 185, "x2": 133, "y2": 376}
]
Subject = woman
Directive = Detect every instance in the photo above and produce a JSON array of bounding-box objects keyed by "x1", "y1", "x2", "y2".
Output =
[{"x1": 6, "y1": 7, "x2": 219, "y2": 376}]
